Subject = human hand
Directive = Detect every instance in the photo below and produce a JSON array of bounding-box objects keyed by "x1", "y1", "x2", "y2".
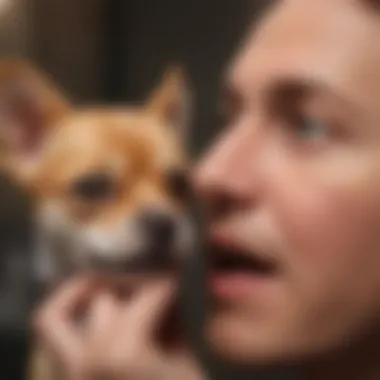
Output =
[{"x1": 34, "y1": 275, "x2": 205, "y2": 380}]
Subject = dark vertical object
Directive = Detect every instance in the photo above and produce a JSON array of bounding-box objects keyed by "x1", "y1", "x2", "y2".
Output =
[
  {"x1": 0, "y1": 175, "x2": 35, "y2": 380},
  {"x1": 103, "y1": 0, "x2": 128, "y2": 102},
  {"x1": 30, "y1": 0, "x2": 105, "y2": 103}
]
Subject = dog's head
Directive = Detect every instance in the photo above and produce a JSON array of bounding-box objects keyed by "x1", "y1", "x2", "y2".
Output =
[{"x1": 0, "y1": 59, "x2": 194, "y2": 283}]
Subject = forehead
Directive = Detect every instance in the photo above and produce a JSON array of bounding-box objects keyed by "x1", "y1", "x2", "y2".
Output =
[
  {"x1": 229, "y1": 0, "x2": 380, "y2": 111},
  {"x1": 39, "y1": 109, "x2": 184, "y2": 180}
]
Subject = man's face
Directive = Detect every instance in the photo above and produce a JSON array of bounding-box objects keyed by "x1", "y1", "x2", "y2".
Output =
[{"x1": 195, "y1": 0, "x2": 380, "y2": 366}]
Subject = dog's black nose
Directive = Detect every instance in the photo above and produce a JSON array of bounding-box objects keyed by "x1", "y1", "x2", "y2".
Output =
[{"x1": 140, "y1": 210, "x2": 175, "y2": 246}]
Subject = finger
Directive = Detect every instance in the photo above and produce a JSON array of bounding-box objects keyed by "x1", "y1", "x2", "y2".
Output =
[
  {"x1": 36, "y1": 276, "x2": 97, "y2": 324},
  {"x1": 39, "y1": 313, "x2": 84, "y2": 364},
  {"x1": 88, "y1": 292, "x2": 120, "y2": 335},
  {"x1": 126, "y1": 278, "x2": 178, "y2": 338},
  {"x1": 34, "y1": 276, "x2": 96, "y2": 359}
]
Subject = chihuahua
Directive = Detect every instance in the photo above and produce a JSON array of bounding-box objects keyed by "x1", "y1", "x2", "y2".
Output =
[{"x1": 0, "y1": 59, "x2": 194, "y2": 380}]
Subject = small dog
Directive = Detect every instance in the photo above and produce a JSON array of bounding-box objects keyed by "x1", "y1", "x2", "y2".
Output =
[{"x1": 0, "y1": 59, "x2": 194, "y2": 379}]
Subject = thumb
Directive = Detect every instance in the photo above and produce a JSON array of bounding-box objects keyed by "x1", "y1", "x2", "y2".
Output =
[{"x1": 126, "y1": 277, "x2": 178, "y2": 338}]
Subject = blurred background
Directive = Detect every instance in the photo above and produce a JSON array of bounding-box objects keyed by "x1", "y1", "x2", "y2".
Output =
[{"x1": 0, "y1": 1, "x2": 292, "y2": 379}]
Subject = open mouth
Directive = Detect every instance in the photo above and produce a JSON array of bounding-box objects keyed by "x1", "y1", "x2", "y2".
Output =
[
  {"x1": 208, "y1": 241, "x2": 280, "y2": 299},
  {"x1": 210, "y1": 243, "x2": 278, "y2": 277}
]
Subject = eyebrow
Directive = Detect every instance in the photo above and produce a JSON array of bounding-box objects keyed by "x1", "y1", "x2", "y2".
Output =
[
  {"x1": 273, "y1": 76, "x2": 375, "y2": 131},
  {"x1": 229, "y1": 72, "x2": 365, "y2": 112},
  {"x1": 268, "y1": 76, "x2": 364, "y2": 115},
  {"x1": 220, "y1": 73, "x2": 369, "y2": 129}
]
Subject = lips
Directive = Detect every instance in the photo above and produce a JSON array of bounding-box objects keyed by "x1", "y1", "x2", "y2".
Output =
[{"x1": 207, "y1": 233, "x2": 280, "y2": 300}]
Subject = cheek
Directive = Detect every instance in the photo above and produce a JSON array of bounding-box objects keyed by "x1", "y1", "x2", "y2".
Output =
[{"x1": 267, "y1": 153, "x2": 380, "y2": 282}]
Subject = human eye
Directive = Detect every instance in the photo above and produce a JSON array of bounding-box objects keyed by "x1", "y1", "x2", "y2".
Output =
[{"x1": 293, "y1": 113, "x2": 328, "y2": 142}]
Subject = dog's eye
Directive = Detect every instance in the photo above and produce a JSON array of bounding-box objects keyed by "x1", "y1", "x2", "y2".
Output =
[
  {"x1": 71, "y1": 173, "x2": 116, "y2": 201},
  {"x1": 166, "y1": 169, "x2": 191, "y2": 200}
]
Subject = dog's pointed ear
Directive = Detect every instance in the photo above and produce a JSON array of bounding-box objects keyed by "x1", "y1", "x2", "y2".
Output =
[
  {"x1": 147, "y1": 65, "x2": 192, "y2": 140},
  {"x1": 0, "y1": 59, "x2": 70, "y2": 182}
]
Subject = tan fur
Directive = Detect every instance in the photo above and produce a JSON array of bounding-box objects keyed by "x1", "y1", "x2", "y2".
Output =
[
  {"x1": 0, "y1": 59, "x2": 192, "y2": 380},
  {"x1": 31, "y1": 109, "x2": 188, "y2": 228}
]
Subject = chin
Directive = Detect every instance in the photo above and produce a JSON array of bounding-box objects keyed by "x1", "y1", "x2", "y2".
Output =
[
  {"x1": 204, "y1": 310, "x2": 313, "y2": 369},
  {"x1": 205, "y1": 314, "x2": 276, "y2": 368}
]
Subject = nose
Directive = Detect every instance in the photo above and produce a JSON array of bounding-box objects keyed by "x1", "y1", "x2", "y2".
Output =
[
  {"x1": 139, "y1": 210, "x2": 176, "y2": 247},
  {"x1": 193, "y1": 131, "x2": 254, "y2": 216}
]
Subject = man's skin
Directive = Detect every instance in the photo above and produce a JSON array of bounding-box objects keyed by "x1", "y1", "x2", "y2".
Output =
[{"x1": 35, "y1": 0, "x2": 380, "y2": 379}]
